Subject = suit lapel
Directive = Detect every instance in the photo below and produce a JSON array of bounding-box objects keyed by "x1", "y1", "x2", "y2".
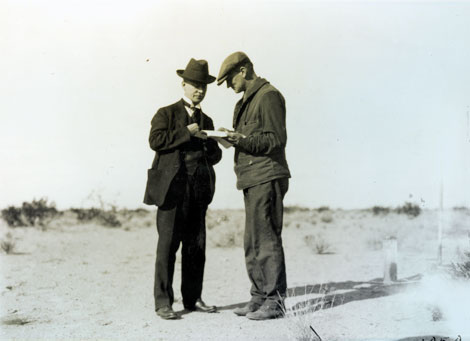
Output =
[{"x1": 175, "y1": 99, "x2": 189, "y2": 127}]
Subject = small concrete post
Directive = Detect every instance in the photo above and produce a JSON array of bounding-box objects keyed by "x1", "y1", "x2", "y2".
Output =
[{"x1": 383, "y1": 236, "x2": 397, "y2": 283}]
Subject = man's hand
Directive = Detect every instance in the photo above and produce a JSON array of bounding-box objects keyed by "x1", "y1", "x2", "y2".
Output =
[
  {"x1": 227, "y1": 131, "x2": 245, "y2": 145},
  {"x1": 187, "y1": 123, "x2": 200, "y2": 136}
]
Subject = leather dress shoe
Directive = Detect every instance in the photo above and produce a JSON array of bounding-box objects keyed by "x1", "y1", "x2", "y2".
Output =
[
  {"x1": 156, "y1": 306, "x2": 178, "y2": 320},
  {"x1": 233, "y1": 301, "x2": 262, "y2": 316},
  {"x1": 186, "y1": 299, "x2": 217, "y2": 313},
  {"x1": 246, "y1": 304, "x2": 283, "y2": 320}
]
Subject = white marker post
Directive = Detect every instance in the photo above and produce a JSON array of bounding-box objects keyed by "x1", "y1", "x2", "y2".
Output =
[
  {"x1": 383, "y1": 236, "x2": 398, "y2": 284},
  {"x1": 437, "y1": 182, "x2": 443, "y2": 265}
]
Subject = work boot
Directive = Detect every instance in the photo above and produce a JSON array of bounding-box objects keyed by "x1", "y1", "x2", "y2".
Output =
[
  {"x1": 156, "y1": 306, "x2": 178, "y2": 320},
  {"x1": 233, "y1": 301, "x2": 262, "y2": 316},
  {"x1": 246, "y1": 304, "x2": 284, "y2": 320}
]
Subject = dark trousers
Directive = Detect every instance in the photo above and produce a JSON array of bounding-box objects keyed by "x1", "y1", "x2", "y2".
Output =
[
  {"x1": 243, "y1": 178, "x2": 289, "y2": 307},
  {"x1": 154, "y1": 172, "x2": 207, "y2": 310}
]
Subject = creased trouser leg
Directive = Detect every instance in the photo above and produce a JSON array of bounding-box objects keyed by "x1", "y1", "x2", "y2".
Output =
[{"x1": 243, "y1": 178, "x2": 289, "y2": 306}]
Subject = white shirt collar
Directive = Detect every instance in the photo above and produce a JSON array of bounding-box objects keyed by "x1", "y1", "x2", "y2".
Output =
[{"x1": 183, "y1": 96, "x2": 201, "y2": 109}]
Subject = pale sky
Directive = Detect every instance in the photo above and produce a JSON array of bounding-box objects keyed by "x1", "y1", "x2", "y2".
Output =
[{"x1": 1, "y1": 0, "x2": 469, "y2": 210}]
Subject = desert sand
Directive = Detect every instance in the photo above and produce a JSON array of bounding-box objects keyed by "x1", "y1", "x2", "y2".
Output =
[{"x1": 1, "y1": 207, "x2": 469, "y2": 340}]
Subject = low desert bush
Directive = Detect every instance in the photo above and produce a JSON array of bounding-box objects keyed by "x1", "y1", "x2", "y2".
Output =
[
  {"x1": 206, "y1": 210, "x2": 244, "y2": 248},
  {"x1": 1, "y1": 233, "x2": 15, "y2": 254},
  {"x1": 316, "y1": 206, "x2": 330, "y2": 213},
  {"x1": 70, "y1": 207, "x2": 121, "y2": 227},
  {"x1": 395, "y1": 202, "x2": 421, "y2": 217},
  {"x1": 1, "y1": 199, "x2": 59, "y2": 227},
  {"x1": 372, "y1": 206, "x2": 390, "y2": 215},
  {"x1": 320, "y1": 212, "x2": 333, "y2": 223},
  {"x1": 285, "y1": 206, "x2": 311, "y2": 214},
  {"x1": 304, "y1": 234, "x2": 331, "y2": 254}
]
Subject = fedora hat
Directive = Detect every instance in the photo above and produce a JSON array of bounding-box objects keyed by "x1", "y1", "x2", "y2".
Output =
[{"x1": 177, "y1": 58, "x2": 216, "y2": 84}]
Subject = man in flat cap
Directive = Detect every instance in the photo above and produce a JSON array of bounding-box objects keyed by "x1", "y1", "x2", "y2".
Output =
[
  {"x1": 217, "y1": 52, "x2": 291, "y2": 320},
  {"x1": 144, "y1": 58, "x2": 222, "y2": 320}
]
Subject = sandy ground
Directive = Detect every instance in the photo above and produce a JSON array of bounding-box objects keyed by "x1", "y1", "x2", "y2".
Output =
[{"x1": 1, "y1": 208, "x2": 469, "y2": 340}]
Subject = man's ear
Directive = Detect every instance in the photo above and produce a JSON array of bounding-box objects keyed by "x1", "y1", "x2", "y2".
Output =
[{"x1": 240, "y1": 66, "x2": 247, "y2": 78}]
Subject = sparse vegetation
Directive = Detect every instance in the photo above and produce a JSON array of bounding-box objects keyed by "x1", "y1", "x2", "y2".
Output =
[
  {"x1": 283, "y1": 284, "x2": 335, "y2": 341},
  {"x1": 1, "y1": 198, "x2": 59, "y2": 227},
  {"x1": 395, "y1": 202, "x2": 421, "y2": 217},
  {"x1": 304, "y1": 234, "x2": 332, "y2": 254},
  {"x1": 1, "y1": 317, "x2": 34, "y2": 326},
  {"x1": 285, "y1": 206, "x2": 311, "y2": 214},
  {"x1": 372, "y1": 206, "x2": 390, "y2": 215},
  {"x1": 70, "y1": 207, "x2": 121, "y2": 227},
  {"x1": 1, "y1": 233, "x2": 16, "y2": 254},
  {"x1": 320, "y1": 212, "x2": 333, "y2": 223},
  {"x1": 450, "y1": 250, "x2": 470, "y2": 279}
]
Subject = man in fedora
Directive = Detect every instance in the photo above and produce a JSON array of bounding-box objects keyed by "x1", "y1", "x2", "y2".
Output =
[
  {"x1": 217, "y1": 52, "x2": 291, "y2": 320},
  {"x1": 144, "y1": 58, "x2": 222, "y2": 320}
]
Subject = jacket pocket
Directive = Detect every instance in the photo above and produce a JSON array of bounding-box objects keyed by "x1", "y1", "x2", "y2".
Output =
[
  {"x1": 143, "y1": 168, "x2": 176, "y2": 206},
  {"x1": 240, "y1": 120, "x2": 260, "y2": 136}
]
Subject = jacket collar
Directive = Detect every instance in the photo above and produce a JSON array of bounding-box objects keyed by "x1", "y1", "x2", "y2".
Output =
[
  {"x1": 233, "y1": 77, "x2": 269, "y2": 128},
  {"x1": 242, "y1": 77, "x2": 269, "y2": 104}
]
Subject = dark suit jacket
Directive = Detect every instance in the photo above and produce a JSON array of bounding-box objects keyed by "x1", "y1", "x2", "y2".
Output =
[{"x1": 143, "y1": 99, "x2": 222, "y2": 207}]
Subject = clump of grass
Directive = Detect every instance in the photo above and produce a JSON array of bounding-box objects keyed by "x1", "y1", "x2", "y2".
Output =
[
  {"x1": 395, "y1": 202, "x2": 421, "y2": 217},
  {"x1": 450, "y1": 249, "x2": 470, "y2": 279},
  {"x1": 316, "y1": 206, "x2": 330, "y2": 213},
  {"x1": 304, "y1": 234, "x2": 332, "y2": 255},
  {"x1": 282, "y1": 285, "x2": 335, "y2": 341},
  {"x1": 1, "y1": 198, "x2": 59, "y2": 228}
]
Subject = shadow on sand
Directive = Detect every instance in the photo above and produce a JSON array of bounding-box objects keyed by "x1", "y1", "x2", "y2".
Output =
[{"x1": 217, "y1": 274, "x2": 422, "y2": 313}]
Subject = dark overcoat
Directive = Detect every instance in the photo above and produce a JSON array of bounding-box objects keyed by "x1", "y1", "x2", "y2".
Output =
[{"x1": 143, "y1": 99, "x2": 222, "y2": 206}]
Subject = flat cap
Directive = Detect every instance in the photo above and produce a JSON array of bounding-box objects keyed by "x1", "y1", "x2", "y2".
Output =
[{"x1": 217, "y1": 51, "x2": 251, "y2": 86}]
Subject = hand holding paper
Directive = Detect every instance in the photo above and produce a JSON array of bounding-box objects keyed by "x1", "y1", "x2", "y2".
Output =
[{"x1": 201, "y1": 128, "x2": 245, "y2": 148}]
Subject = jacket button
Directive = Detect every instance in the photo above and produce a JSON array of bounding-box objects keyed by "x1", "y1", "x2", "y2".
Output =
[{"x1": 248, "y1": 160, "x2": 253, "y2": 165}]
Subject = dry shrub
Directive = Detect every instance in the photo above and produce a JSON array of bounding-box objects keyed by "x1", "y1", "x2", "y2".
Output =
[
  {"x1": 320, "y1": 212, "x2": 333, "y2": 223},
  {"x1": 304, "y1": 234, "x2": 332, "y2": 255},
  {"x1": 285, "y1": 206, "x2": 311, "y2": 214},
  {"x1": 372, "y1": 206, "x2": 390, "y2": 215},
  {"x1": 70, "y1": 207, "x2": 121, "y2": 227},
  {"x1": 450, "y1": 234, "x2": 470, "y2": 279},
  {"x1": 1, "y1": 198, "x2": 59, "y2": 228},
  {"x1": 206, "y1": 210, "x2": 244, "y2": 248},
  {"x1": 1, "y1": 234, "x2": 15, "y2": 254},
  {"x1": 395, "y1": 202, "x2": 421, "y2": 217}
]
